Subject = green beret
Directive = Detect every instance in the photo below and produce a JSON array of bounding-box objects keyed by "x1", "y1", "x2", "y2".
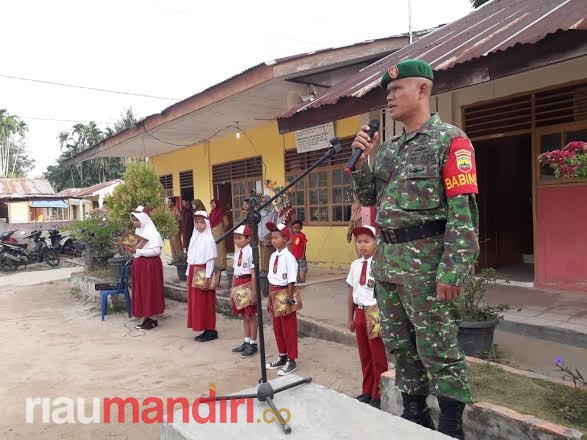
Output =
[{"x1": 380, "y1": 59, "x2": 434, "y2": 89}]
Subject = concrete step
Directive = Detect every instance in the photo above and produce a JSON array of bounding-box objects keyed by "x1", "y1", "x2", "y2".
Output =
[{"x1": 161, "y1": 374, "x2": 451, "y2": 440}]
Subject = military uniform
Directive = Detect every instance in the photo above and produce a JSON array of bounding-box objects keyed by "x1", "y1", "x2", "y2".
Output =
[{"x1": 352, "y1": 65, "x2": 479, "y2": 405}]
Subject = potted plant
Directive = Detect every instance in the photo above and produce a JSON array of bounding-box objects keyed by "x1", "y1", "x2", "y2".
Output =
[
  {"x1": 538, "y1": 140, "x2": 587, "y2": 178},
  {"x1": 458, "y1": 268, "x2": 510, "y2": 357},
  {"x1": 69, "y1": 209, "x2": 124, "y2": 271},
  {"x1": 169, "y1": 254, "x2": 188, "y2": 282}
]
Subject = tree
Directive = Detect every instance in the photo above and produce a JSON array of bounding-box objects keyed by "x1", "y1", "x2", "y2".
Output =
[
  {"x1": 106, "y1": 160, "x2": 177, "y2": 240},
  {"x1": 470, "y1": 0, "x2": 491, "y2": 8},
  {"x1": 0, "y1": 109, "x2": 36, "y2": 177},
  {"x1": 44, "y1": 108, "x2": 137, "y2": 191}
]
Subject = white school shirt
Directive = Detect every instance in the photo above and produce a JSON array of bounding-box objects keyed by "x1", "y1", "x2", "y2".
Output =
[
  {"x1": 346, "y1": 256, "x2": 377, "y2": 307},
  {"x1": 267, "y1": 247, "x2": 298, "y2": 286},
  {"x1": 233, "y1": 244, "x2": 253, "y2": 277}
]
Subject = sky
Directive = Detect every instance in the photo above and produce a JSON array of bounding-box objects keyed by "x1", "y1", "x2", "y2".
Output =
[{"x1": 2, "y1": 0, "x2": 474, "y2": 178}]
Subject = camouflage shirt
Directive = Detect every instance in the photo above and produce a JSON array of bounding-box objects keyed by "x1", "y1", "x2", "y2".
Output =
[{"x1": 352, "y1": 113, "x2": 479, "y2": 287}]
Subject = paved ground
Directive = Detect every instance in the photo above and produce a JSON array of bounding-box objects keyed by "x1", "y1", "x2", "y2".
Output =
[
  {"x1": 0, "y1": 281, "x2": 364, "y2": 440},
  {"x1": 163, "y1": 264, "x2": 587, "y2": 380}
]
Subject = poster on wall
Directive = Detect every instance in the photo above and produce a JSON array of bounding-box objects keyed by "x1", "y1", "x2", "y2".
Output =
[{"x1": 295, "y1": 122, "x2": 335, "y2": 153}]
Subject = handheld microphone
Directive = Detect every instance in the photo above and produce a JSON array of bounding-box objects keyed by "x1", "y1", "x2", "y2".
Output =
[{"x1": 344, "y1": 119, "x2": 380, "y2": 174}]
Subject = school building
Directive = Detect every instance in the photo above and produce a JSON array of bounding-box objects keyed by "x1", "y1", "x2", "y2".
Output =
[{"x1": 278, "y1": 0, "x2": 587, "y2": 292}]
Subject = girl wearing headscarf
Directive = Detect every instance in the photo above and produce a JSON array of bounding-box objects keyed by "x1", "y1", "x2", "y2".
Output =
[
  {"x1": 209, "y1": 199, "x2": 227, "y2": 272},
  {"x1": 126, "y1": 206, "x2": 165, "y2": 330},
  {"x1": 186, "y1": 211, "x2": 218, "y2": 342}
]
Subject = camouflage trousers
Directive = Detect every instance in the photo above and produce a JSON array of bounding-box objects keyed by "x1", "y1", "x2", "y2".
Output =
[{"x1": 375, "y1": 281, "x2": 472, "y2": 403}]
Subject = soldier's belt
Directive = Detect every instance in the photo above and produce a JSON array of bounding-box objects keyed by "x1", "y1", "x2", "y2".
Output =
[{"x1": 380, "y1": 220, "x2": 447, "y2": 244}]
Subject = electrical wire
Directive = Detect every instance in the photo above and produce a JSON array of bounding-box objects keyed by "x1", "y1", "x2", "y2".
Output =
[
  {"x1": 0, "y1": 73, "x2": 179, "y2": 100},
  {"x1": 21, "y1": 116, "x2": 115, "y2": 124}
]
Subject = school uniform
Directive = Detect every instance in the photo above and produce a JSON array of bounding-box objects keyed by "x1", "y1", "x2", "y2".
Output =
[
  {"x1": 346, "y1": 256, "x2": 388, "y2": 400},
  {"x1": 231, "y1": 244, "x2": 256, "y2": 317},
  {"x1": 268, "y1": 247, "x2": 299, "y2": 361},
  {"x1": 186, "y1": 215, "x2": 217, "y2": 337}
]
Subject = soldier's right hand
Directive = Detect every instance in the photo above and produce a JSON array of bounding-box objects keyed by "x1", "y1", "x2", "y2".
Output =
[{"x1": 351, "y1": 125, "x2": 380, "y2": 169}]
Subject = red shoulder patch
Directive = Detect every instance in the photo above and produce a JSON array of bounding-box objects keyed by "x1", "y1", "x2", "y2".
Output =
[{"x1": 443, "y1": 137, "x2": 478, "y2": 197}]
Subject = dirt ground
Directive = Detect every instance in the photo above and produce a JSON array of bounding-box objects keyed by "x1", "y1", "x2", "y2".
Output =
[{"x1": 0, "y1": 282, "x2": 362, "y2": 440}]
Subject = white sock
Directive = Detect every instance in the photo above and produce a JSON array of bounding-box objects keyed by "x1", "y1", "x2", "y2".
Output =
[
  {"x1": 250, "y1": 339, "x2": 257, "y2": 345},
  {"x1": 245, "y1": 337, "x2": 251, "y2": 343}
]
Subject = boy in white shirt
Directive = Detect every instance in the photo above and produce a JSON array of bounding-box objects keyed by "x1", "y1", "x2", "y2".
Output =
[
  {"x1": 346, "y1": 225, "x2": 388, "y2": 409},
  {"x1": 230, "y1": 225, "x2": 259, "y2": 358},
  {"x1": 265, "y1": 222, "x2": 299, "y2": 376}
]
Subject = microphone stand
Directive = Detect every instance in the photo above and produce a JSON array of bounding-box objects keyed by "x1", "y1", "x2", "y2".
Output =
[{"x1": 205, "y1": 137, "x2": 343, "y2": 434}]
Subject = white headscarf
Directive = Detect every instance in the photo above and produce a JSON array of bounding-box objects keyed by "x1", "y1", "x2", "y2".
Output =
[
  {"x1": 130, "y1": 206, "x2": 163, "y2": 250},
  {"x1": 187, "y1": 210, "x2": 217, "y2": 265}
]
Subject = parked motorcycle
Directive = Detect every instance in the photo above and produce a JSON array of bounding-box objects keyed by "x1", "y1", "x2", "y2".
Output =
[
  {"x1": 48, "y1": 227, "x2": 84, "y2": 257},
  {"x1": 0, "y1": 230, "x2": 28, "y2": 249},
  {"x1": 0, "y1": 230, "x2": 60, "y2": 271}
]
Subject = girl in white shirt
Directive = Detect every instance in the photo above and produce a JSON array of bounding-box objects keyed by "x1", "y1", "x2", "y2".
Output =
[
  {"x1": 125, "y1": 206, "x2": 165, "y2": 330},
  {"x1": 186, "y1": 211, "x2": 218, "y2": 342}
]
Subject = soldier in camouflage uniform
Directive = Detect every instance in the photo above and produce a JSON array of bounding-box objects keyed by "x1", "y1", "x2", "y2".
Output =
[{"x1": 351, "y1": 59, "x2": 479, "y2": 440}]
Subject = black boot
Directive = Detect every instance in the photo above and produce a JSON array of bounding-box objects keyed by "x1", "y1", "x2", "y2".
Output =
[
  {"x1": 438, "y1": 397, "x2": 466, "y2": 440},
  {"x1": 400, "y1": 393, "x2": 436, "y2": 430}
]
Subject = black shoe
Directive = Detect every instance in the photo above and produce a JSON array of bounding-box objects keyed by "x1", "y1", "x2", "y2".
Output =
[
  {"x1": 241, "y1": 343, "x2": 258, "y2": 358},
  {"x1": 401, "y1": 393, "x2": 436, "y2": 430},
  {"x1": 266, "y1": 355, "x2": 287, "y2": 370},
  {"x1": 232, "y1": 342, "x2": 248, "y2": 353},
  {"x1": 194, "y1": 331, "x2": 207, "y2": 341},
  {"x1": 197, "y1": 330, "x2": 218, "y2": 342},
  {"x1": 278, "y1": 360, "x2": 296, "y2": 376},
  {"x1": 135, "y1": 318, "x2": 148, "y2": 329},
  {"x1": 438, "y1": 397, "x2": 466, "y2": 439},
  {"x1": 139, "y1": 319, "x2": 158, "y2": 330},
  {"x1": 356, "y1": 394, "x2": 372, "y2": 403},
  {"x1": 369, "y1": 399, "x2": 381, "y2": 409}
]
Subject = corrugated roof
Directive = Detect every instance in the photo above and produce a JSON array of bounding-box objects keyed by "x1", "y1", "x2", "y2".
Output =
[
  {"x1": 57, "y1": 179, "x2": 122, "y2": 198},
  {"x1": 0, "y1": 178, "x2": 57, "y2": 199},
  {"x1": 281, "y1": 0, "x2": 587, "y2": 118}
]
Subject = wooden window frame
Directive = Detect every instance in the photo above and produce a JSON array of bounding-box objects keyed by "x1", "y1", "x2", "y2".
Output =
[
  {"x1": 285, "y1": 138, "x2": 354, "y2": 226},
  {"x1": 462, "y1": 79, "x2": 587, "y2": 187},
  {"x1": 159, "y1": 174, "x2": 173, "y2": 197}
]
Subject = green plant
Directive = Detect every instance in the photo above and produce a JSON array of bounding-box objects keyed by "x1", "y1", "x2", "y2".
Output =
[
  {"x1": 69, "y1": 208, "x2": 124, "y2": 259},
  {"x1": 169, "y1": 254, "x2": 187, "y2": 266},
  {"x1": 538, "y1": 141, "x2": 587, "y2": 179},
  {"x1": 105, "y1": 160, "x2": 177, "y2": 239},
  {"x1": 554, "y1": 357, "x2": 585, "y2": 390},
  {"x1": 462, "y1": 268, "x2": 511, "y2": 321}
]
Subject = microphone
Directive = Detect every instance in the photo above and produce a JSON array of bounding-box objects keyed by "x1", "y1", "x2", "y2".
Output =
[{"x1": 344, "y1": 119, "x2": 380, "y2": 174}]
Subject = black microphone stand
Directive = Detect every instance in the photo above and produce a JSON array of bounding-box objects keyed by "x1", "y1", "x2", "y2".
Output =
[{"x1": 205, "y1": 137, "x2": 343, "y2": 434}]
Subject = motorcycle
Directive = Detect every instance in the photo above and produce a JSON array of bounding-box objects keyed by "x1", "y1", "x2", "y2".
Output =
[
  {"x1": 0, "y1": 230, "x2": 28, "y2": 249},
  {"x1": 48, "y1": 227, "x2": 84, "y2": 257},
  {"x1": 0, "y1": 230, "x2": 60, "y2": 271}
]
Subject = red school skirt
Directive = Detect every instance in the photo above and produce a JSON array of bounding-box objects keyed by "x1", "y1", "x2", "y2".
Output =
[
  {"x1": 187, "y1": 264, "x2": 216, "y2": 331},
  {"x1": 131, "y1": 256, "x2": 165, "y2": 317}
]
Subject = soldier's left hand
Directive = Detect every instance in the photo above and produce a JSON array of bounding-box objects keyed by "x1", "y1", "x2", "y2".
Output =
[{"x1": 436, "y1": 282, "x2": 463, "y2": 301}]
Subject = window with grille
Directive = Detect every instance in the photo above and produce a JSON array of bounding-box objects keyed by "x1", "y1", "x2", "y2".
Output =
[
  {"x1": 179, "y1": 170, "x2": 194, "y2": 201},
  {"x1": 285, "y1": 139, "x2": 353, "y2": 225},
  {"x1": 463, "y1": 81, "x2": 587, "y2": 139},
  {"x1": 159, "y1": 174, "x2": 173, "y2": 197},
  {"x1": 212, "y1": 157, "x2": 263, "y2": 223}
]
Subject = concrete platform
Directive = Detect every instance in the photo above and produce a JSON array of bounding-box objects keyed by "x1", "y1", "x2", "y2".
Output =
[{"x1": 161, "y1": 375, "x2": 450, "y2": 440}]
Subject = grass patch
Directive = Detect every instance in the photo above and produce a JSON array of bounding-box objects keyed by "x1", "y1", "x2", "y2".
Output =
[{"x1": 470, "y1": 363, "x2": 587, "y2": 434}]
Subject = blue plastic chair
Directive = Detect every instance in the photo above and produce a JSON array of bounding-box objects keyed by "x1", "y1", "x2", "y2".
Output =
[{"x1": 99, "y1": 259, "x2": 132, "y2": 320}]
